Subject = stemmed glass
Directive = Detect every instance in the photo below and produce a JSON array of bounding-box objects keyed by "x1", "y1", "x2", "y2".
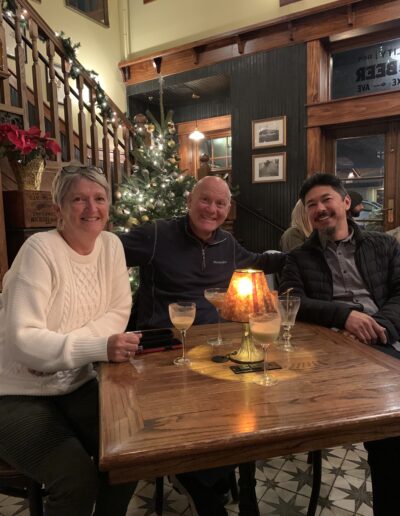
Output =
[
  {"x1": 249, "y1": 310, "x2": 281, "y2": 386},
  {"x1": 168, "y1": 302, "x2": 196, "y2": 366},
  {"x1": 277, "y1": 295, "x2": 301, "y2": 352},
  {"x1": 204, "y1": 288, "x2": 230, "y2": 346}
]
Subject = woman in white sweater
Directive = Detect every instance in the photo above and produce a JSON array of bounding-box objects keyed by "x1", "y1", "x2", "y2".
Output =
[{"x1": 0, "y1": 164, "x2": 141, "y2": 516}]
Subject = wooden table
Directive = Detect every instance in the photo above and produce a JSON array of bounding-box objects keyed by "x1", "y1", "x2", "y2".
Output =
[{"x1": 99, "y1": 322, "x2": 400, "y2": 484}]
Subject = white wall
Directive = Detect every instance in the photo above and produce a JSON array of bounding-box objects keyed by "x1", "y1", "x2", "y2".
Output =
[
  {"x1": 28, "y1": 0, "x2": 126, "y2": 110},
  {"x1": 127, "y1": 0, "x2": 343, "y2": 59}
]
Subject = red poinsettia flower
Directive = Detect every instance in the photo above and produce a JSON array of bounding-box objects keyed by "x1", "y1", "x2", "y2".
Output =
[{"x1": 0, "y1": 123, "x2": 61, "y2": 165}]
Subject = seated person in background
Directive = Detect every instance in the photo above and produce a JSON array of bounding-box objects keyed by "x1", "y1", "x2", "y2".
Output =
[
  {"x1": 0, "y1": 164, "x2": 140, "y2": 516},
  {"x1": 279, "y1": 172, "x2": 400, "y2": 516},
  {"x1": 280, "y1": 198, "x2": 313, "y2": 252},
  {"x1": 120, "y1": 175, "x2": 285, "y2": 330},
  {"x1": 348, "y1": 190, "x2": 364, "y2": 218}
]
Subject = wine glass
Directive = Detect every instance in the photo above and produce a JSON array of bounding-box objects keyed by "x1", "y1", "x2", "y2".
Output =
[
  {"x1": 277, "y1": 295, "x2": 301, "y2": 352},
  {"x1": 249, "y1": 310, "x2": 281, "y2": 386},
  {"x1": 168, "y1": 302, "x2": 196, "y2": 366},
  {"x1": 204, "y1": 288, "x2": 230, "y2": 346}
]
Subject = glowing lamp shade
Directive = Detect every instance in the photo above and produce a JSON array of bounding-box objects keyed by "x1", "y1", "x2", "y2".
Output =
[
  {"x1": 222, "y1": 269, "x2": 271, "y2": 322},
  {"x1": 222, "y1": 269, "x2": 273, "y2": 363},
  {"x1": 189, "y1": 127, "x2": 205, "y2": 141}
]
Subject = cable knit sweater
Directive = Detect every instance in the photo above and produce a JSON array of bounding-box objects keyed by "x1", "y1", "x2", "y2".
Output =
[{"x1": 0, "y1": 230, "x2": 132, "y2": 396}]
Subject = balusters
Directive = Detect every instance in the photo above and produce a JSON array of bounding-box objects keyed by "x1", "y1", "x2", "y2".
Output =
[
  {"x1": 0, "y1": 6, "x2": 11, "y2": 105},
  {"x1": 0, "y1": 2, "x2": 136, "y2": 176},
  {"x1": 46, "y1": 40, "x2": 61, "y2": 160},
  {"x1": 62, "y1": 57, "x2": 75, "y2": 161},
  {"x1": 102, "y1": 116, "x2": 111, "y2": 183},
  {"x1": 123, "y1": 126, "x2": 131, "y2": 176},
  {"x1": 77, "y1": 74, "x2": 87, "y2": 165},
  {"x1": 90, "y1": 86, "x2": 100, "y2": 166},
  {"x1": 112, "y1": 118, "x2": 121, "y2": 184},
  {"x1": 29, "y1": 19, "x2": 45, "y2": 132},
  {"x1": 14, "y1": 8, "x2": 29, "y2": 128}
]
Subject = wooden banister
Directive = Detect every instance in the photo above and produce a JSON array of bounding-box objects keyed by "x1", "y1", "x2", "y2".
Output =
[{"x1": 0, "y1": 0, "x2": 135, "y2": 286}]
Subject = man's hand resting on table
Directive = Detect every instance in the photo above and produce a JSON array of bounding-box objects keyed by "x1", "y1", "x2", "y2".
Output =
[{"x1": 344, "y1": 310, "x2": 387, "y2": 345}]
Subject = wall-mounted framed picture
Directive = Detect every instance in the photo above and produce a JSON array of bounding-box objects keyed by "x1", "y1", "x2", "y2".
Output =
[
  {"x1": 252, "y1": 116, "x2": 286, "y2": 149},
  {"x1": 252, "y1": 152, "x2": 286, "y2": 183}
]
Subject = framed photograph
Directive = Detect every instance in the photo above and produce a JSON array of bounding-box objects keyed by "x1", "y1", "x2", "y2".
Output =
[
  {"x1": 252, "y1": 152, "x2": 286, "y2": 183},
  {"x1": 252, "y1": 116, "x2": 286, "y2": 149}
]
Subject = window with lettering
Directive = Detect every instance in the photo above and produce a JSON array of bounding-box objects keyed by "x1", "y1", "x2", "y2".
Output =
[{"x1": 331, "y1": 39, "x2": 400, "y2": 99}]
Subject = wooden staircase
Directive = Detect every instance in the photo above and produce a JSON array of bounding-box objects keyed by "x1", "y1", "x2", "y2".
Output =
[{"x1": 0, "y1": 0, "x2": 135, "y2": 287}]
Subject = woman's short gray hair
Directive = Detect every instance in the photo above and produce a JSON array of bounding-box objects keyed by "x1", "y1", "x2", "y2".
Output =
[{"x1": 52, "y1": 162, "x2": 110, "y2": 206}]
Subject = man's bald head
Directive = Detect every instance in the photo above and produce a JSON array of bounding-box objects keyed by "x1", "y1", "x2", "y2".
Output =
[
  {"x1": 190, "y1": 176, "x2": 232, "y2": 202},
  {"x1": 187, "y1": 176, "x2": 231, "y2": 241}
]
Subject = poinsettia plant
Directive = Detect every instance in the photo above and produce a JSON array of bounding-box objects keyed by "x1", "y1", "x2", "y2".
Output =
[{"x1": 0, "y1": 123, "x2": 61, "y2": 165}]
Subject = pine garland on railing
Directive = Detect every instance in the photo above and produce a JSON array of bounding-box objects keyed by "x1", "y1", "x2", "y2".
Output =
[{"x1": 2, "y1": 2, "x2": 115, "y2": 121}]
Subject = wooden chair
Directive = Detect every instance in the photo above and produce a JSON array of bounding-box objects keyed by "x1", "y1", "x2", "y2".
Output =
[{"x1": 0, "y1": 458, "x2": 45, "y2": 516}]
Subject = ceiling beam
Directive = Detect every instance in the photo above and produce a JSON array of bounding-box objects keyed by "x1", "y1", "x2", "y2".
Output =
[{"x1": 119, "y1": 0, "x2": 400, "y2": 86}]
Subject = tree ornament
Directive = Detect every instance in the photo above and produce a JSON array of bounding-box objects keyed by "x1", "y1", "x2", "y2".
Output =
[
  {"x1": 169, "y1": 157, "x2": 176, "y2": 164},
  {"x1": 146, "y1": 123, "x2": 155, "y2": 133},
  {"x1": 141, "y1": 215, "x2": 149, "y2": 222},
  {"x1": 114, "y1": 190, "x2": 122, "y2": 200},
  {"x1": 128, "y1": 216, "x2": 139, "y2": 226},
  {"x1": 167, "y1": 139, "x2": 176, "y2": 148}
]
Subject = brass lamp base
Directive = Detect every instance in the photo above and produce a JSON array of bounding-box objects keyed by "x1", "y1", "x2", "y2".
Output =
[{"x1": 229, "y1": 323, "x2": 263, "y2": 363}]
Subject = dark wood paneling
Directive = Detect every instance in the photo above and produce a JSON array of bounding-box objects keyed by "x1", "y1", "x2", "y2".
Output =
[
  {"x1": 127, "y1": 44, "x2": 307, "y2": 252},
  {"x1": 231, "y1": 46, "x2": 307, "y2": 251}
]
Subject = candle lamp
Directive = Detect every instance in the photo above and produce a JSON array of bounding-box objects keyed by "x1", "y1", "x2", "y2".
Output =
[{"x1": 221, "y1": 268, "x2": 274, "y2": 363}]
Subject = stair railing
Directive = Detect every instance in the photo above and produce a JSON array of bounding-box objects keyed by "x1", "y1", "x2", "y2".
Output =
[{"x1": 0, "y1": 0, "x2": 134, "y2": 186}]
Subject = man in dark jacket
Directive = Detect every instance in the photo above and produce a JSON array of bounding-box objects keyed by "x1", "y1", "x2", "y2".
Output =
[
  {"x1": 121, "y1": 175, "x2": 284, "y2": 329},
  {"x1": 280, "y1": 173, "x2": 400, "y2": 516},
  {"x1": 120, "y1": 175, "x2": 284, "y2": 516}
]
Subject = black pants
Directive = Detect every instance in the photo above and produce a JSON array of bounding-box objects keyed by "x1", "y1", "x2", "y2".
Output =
[
  {"x1": 364, "y1": 435, "x2": 400, "y2": 516},
  {"x1": 0, "y1": 379, "x2": 136, "y2": 516}
]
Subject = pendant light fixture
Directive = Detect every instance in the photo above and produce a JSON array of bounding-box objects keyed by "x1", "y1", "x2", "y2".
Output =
[{"x1": 189, "y1": 122, "x2": 205, "y2": 141}]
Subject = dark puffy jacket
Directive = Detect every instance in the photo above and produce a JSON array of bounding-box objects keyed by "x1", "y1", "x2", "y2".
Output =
[
  {"x1": 279, "y1": 220, "x2": 400, "y2": 344},
  {"x1": 121, "y1": 215, "x2": 285, "y2": 329}
]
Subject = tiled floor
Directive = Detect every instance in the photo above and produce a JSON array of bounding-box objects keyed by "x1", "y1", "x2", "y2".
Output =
[{"x1": 0, "y1": 443, "x2": 372, "y2": 515}]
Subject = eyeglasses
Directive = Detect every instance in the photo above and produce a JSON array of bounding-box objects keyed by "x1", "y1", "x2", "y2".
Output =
[{"x1": 61, "y1": 164, "x2": 105, "y2": 175}]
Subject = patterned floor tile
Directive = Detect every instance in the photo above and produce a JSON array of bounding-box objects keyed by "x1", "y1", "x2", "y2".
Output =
[{"x1": 0, "y1": 444, "x2": 374, "y2": 515}]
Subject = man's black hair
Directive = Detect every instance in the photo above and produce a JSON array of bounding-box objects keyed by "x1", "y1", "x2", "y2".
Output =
[{"x1": 299, "y1": 173, "x2": 348, "y2": 204}]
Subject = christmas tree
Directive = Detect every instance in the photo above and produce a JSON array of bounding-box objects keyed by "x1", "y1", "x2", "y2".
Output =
[
  {"x1": 111, "y1": 79, "x2": 197, "y2": 291},
  {"x1": 111, "y1": 87, "x2": 196, "y2": 231}
]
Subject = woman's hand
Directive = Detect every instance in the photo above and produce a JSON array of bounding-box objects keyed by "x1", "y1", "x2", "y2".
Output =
[{"x1": 107, "y1": 332, "x2": 142, "y2": 362}]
